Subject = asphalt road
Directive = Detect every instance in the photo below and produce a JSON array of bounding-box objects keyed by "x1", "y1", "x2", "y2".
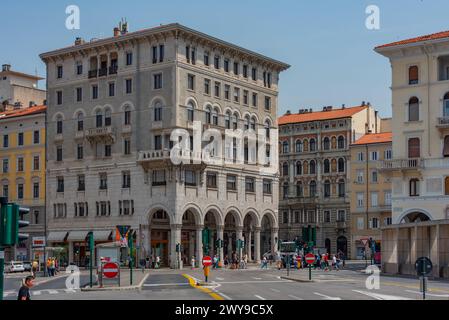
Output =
[{"x1": 3, "y1": 266, "x2": 449, "y2": 300}]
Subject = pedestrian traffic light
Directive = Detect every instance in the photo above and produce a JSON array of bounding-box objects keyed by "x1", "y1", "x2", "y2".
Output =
[{"x1": 0, "y1": 201, "x2": 29, "y2": 246}]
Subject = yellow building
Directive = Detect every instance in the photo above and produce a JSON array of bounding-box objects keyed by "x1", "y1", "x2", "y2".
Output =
[
  {"x1": 349, "y1": 132, "x2": 392, "y2": 260},
  {"x1": 0, "y1": 105, "x2": 46, "y2": 261}
]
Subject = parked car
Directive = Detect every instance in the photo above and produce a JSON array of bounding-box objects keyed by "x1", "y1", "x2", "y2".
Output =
[
  {"x1": 5, "y1": 261, "x2": 25, "y2": 273},
  {"x1": 22, "y1": 261, "x2": 32, "y2": 272}
]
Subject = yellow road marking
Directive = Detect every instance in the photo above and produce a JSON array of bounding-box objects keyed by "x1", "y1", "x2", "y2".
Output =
[{"x1": 182, "y1": 274, "x2": 225, "y2": 300}]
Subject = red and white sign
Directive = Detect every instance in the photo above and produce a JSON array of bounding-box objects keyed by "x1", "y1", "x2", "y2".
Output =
[
  {"x1": 202, "y1": 256, "x2": 212, "y2": 267},
  {"x1": 361, "y1": 238, "x2": 369, "y2": 246},
  {"x1": 305, "y1": 253, "x2": 316, "y2": 265},
  {"x1": 103, "y1": 262, "x2": 119, "y2": 278},
  {"x1": 297, "y1": 256, "x2": 302, "y2": 262}
]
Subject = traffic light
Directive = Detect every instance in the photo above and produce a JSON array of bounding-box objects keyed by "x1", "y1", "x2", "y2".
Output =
[
  {"x1": 176, "y1": 243, "x2": 181, "y2": 253},
  {"x1": 0, "y1": 202, "x2": 29, "y2": 246},
  {"x1": 215, "y1": 239, "x2": 223, "y2": 249}
]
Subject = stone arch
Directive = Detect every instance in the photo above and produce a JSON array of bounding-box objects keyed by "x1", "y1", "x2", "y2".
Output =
[
  {"x1": 243, "y1": 208, "x2": 261, "y2": 228},
  {"x1": 149, "y1": 95, "x2": 167, "y2": 109},
  {"x1": 261, "y1": 209, "x2": 278, "y2": 228},
  {"x1": 120, "y1": 101, "x2": 135, "y2": 111},
  {"x1": 179, "y1": 203, "x2": 203, "y2": 226},
  {"x1": 204, "y1": 205, "x2": 224, "y2": 226},
  {"x1": 185, "y1": 96, "x2": 199, "y2": 109},
  {"x1": 146, "y1": 204, "x2": 174, "y2": 224},
  {"x1": 91, "y1": 105, "x2": 104, "y2": 116},
  {"x1": 103, "y1": 104, "x2": 114, "y2": 113},
  {"x1": 397, "y1": 208, "x2": 433, "y2": 224},
  {"x1": 224, "y1": 207, "x2": 243, "y2": 228},
  {"x1": 212, "y1": 103, "x2": 222, "y2": 114},
  {"x1": 51, "y1": 112, "x2": 65, "y2": 122},
  {"x1": 72, "y1": 108, "x2": 86, "y2": 119}
]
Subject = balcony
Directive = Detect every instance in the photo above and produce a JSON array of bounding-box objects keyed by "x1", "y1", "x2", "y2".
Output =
[
  {"x1": 88, "y1": 69, "x2": 98, "y2": 79},
  {"x1": 85, "y1": 126, "x2": 116, "y2": 144},
  {"x1": 423, "y1": 158, "x2": 449, "y2": 169},
  {"x1": 109, "y1": 65, "x2": 118, "y2": 75},
  {"x1": 380, "y1": 158, "x2": 422, "y2": 172},
  {"x1": 281, "y1": 196, "x2": 319, "y2": 206},
  {"x1": 98, "y1": 68, "x2": 108, "y2": 77},
  {"x1": 75, "y1": 130, "x2": 85, "y2": 140},
  {"x1": 138, "y1": 149, "x2": 205, "y2": 170},
  {"x1": 336, "y1": 220, "x2": 347, "y2": 230},
  {"x1": 122, "y1": 125, "x2": 132, "y2": 134}
]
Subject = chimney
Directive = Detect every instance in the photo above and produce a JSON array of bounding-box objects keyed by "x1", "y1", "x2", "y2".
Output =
[
  {"x1": 2, "y1": 64, "x2": 11, "y2": 72},
  {"x1": 309, "y1": 108, "x2": 313, "y2": 113},
  {"x1": 342, "y1": 104, "x2": 346, "y2": 109},
  {"x1": 74, "y1": 37, "x2": 85, "y2": 45},
  {"x1": 286, "y1": 110, "x2": 291, "y2": 115},
  {"x1": 114, "y1": 27, "x2": 120, "y2": 37},
  {"x1": 362, "y1": 101, "x2": 366, "y2": 106}
]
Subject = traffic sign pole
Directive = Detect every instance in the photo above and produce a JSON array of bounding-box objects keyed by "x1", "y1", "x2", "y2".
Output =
[{"x1": 0, "y1": 247, "x2": 4, "y2": 301}]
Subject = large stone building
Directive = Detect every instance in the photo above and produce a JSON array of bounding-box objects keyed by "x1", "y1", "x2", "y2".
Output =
[
  {"x1": 40, "y1": 23, "x2": 289, "y2": 268},
  {"x1": 376, "y1": 30, "x2": 449, "y2": 278},
  {"x1": 0, "y1": 105, "x2": 46, "y2": 262},
  {"x1": 349, "y1": 131, "x2": 392, "y2": 260},
  {"x1": 0, "y1": 64, "x2": 46, "y2": 111},
  {"x1": 278, "y1": 104, "x2": 381, "y2": 257}
]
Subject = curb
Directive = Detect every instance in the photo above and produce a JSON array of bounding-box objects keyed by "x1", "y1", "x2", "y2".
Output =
[
  {"x1": 81, "y1": 272, "x2": 150, "y2": 292},
  {"x1": 280, "y1": 276, "x2": 314, "y2": 283}
]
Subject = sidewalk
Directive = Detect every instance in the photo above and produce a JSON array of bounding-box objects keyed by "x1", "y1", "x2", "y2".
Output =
[{"x1": 81, "y1": 269, "x2": 150, "y2": 291}]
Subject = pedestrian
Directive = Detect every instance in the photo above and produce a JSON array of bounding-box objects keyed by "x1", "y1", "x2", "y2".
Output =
[
  {"x1": 191, "y1": 255, "x2": 196, "y2": 269},
  {"x1": 213, "y1": 255, "x2": 218, "y2": 269},
  {"x1": 31, "y1": 260, "x2": 38, "y2": 277},
  {"x1": 224, "y1": 255, "x2": 229, "y2": 269},
  {"x1": 155, "y1": 256, "x2": 161, "y2": 269},
  {"x1": 203, "y1": 265, "x2": 210, "y2": 283},
  {"x1": 332, "y1": 255, "x2": 339, "y2": 271},
  {"x1": 261, "y1": 256, "x2": 268, "y2": 269},
  {"x1": 18, "y1": 276, "x2": 34, "y2": 301}
]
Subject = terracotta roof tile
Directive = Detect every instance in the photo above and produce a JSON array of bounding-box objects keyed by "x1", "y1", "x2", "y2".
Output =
[
  {"x1": 352, "y1": 132, "x2": 392, "y2": 146},
  {"x1": 376, "y1": 30, "x2": 449, "y2": 49},
  {"x1": 0, "y1": 105, "x2": 46, "y2": 120},
  {"x1": 278, "y1": 105, "x2": 367, "y2": 125}
]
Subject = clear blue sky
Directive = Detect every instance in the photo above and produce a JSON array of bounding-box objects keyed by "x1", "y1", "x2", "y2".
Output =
[{"x1": 3, "y1": 0, "x2": 449, "y2": 117}]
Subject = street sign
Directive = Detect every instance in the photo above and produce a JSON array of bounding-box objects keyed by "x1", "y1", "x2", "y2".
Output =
[
  {"x1": 281, "y1": 241, "x2": 296, "y2": 254},
  {"x1": 361, "y1": 238, "x2": 369, "y2": 246},
  {"x1": 415, "y1": 257, "x2": 433, "y2": 276},
  {"x1": 305, "y1": 253, "x2": 315, "y2": 265},
  {"x1": 103, "y1": 262, "x2": 119, "y2": 278},
  {"x1": 202, "y1": 256, "x2": 212, "y2": 267},
  {"x1": 32, "y1": 237, "x2": 46, "y2": 248}
]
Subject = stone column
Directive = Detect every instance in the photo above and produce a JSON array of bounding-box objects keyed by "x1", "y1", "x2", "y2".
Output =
[
  {"x1": 227, "y1": 232, "x2": 233, "y2": 257},
  {"x1": 246, "y1": 230, "x2": 252, "y2": 262},
  {"x1": 217, "y1": 225, "x2": 224, "y2": 265},
  {"x1": 271, "y1": 227, "x2": 279, "y2": 255},
  {"x1": 170, "y1": 224, "x2": 182, "y2": 269},
  {"x1": 68, "y1": 241, "x2": 74, "y2": 265},
  {"x1": 430, "y1": 224, "x2": 440, "y2": 278},
  {"x1": 410, "y1": 225, "x2": 418, "y2": 265},
  {"x1": 236, "y1": 227, "x2": 243, "y2": 260},
  {"x1": 196, "y1": 226, "x2": 204, "y2": 268},
  {"x1": 254, "y1": 227, "x2": 261, "y2": 263},
  {"x1": 209, "y1": 230, "x2": 215, "y2": 257},
  {"x1": 189, "y1": 232, "x2": 195, "y2": 263}
]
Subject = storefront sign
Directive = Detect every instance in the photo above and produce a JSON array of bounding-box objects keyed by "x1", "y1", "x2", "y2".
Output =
[{"x1": 32, "y1": 237, "x2": 46, "y2": 248}]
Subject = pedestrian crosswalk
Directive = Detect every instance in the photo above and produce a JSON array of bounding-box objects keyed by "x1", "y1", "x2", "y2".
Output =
[{"x1": 3, "y1": 288, "x2": 79, "y2": 298}]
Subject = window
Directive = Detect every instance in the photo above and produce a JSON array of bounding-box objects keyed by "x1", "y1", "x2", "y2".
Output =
[
  {"x1": 124, "y1": 139, "x2": 131, "y2": 155},
  {"x1": 252, "y1": 93, "x2": 258, "y2": 107},
  {"x1": 324, "y1": 211, "x2": 331, "y2": 223},
  {"x1": 3, "y1": 135, "x2": 8, "y2": 148},
  {"x1": 224, "y1": 59, "x2": 229, "y2": 72},
  {"x1": 32, "y1": 156, "x2": 39, "y2": 171},
  {"x1": 409, "y1": 66, "x2": 419, "y2": 85},
  {"x1": 56, "y1": 146, "x2": 63, "y2": 162},
  {"x1": 214, "y1": 55, "x2": 220, "y2": 69},
  {"x1": 283, "y1": 182, "x2": 289, "y2": 199},
  {"x1": 152, "y1": 170, "x2": 166, "y2": 186},
  {"x1": 385, "y1": 191, "x2": 392, "y2": 205},
  {"x1": 408, "y1": 97, "x2": 419, "y2": 121},
  {"x1": 212, "y1": 108, "x2": 218, "y2": 126},
  {"x1": 17, "y1": 184, "x2": 24, "y2": 199},
  {"x1": 78, "y1": 175, "x2": 85, "y2": 191},
  {"x1": 243, "y1": 65, "x2": 248, "y2": 78},
  {"x1": 443, "y1": 92, "x2": 449, "y2": 117},
  {"x1": 282, "y1": 162, "x2": 289, "y2": 176},
  {"x1": 104, "y1": 145, "x2": 112, "y2": 157},
  {"x1": 309, "y1": 181, "x2": 317, "y2": 197},
  {"x1": 124, "y1": 108, "x2": 131, "y2": 125},
  {"x1": 2, "y1": 159, "x2": 8, "y2": 173},
  {"x1": 233, "y1": 62, "x2": 239, "y2": 75},
  {"x1": 357, "y1": 152, "x2": 364, "y2": 162},
  {"x1": 372, "y1": 170, "x2": 378, "y2": 183},
  {"x1": 267, "y1": 72, "x2": 272, "y2": 88},
  {"x1": 310, "y1": 160, "x2": 316, "y2": 174},
  {"x1": 187, "y1": 74, "x2": 195, "y2": 90},
  {"x1": 264, "y1": 96, "x2": 271, "y2": 111},
  {"x1": 408, "y1": 138, "x2": 420, "y2": 158},
  {"x1": 356, "y1": 170, "x2": 364, "y2": 183},
  {"x1": 337, "y1": 210, "x2": 346, "y2": 222},
  {"x1": 191, "y1": 47, "x2": 196, "y2": 64},
  {"x1": 296, "y1": 181, "x2": 303, "y2": 197},
  {"x1": 372, "y1": 218, "x2": 379, "y2": 229},
  {"x1": 205, "y1": 106, "x2": 212, "y2": 124},
  {"x1": 96, "y1": 201, "x2": 110, "y2": 217},
  {"x1": 324, "y1": 180, "x2": 331, "y2": 198},
  {"x1": 119, "y1": 200, "x2": 134, "y2": 216},
  {"x1": 57, "y1": 65, "x2": 63, "y2": 79},
  {"x1": 154, "y1": 103, "x2": 162, "y2": 121},
  {"x1": 225, "y1": 112, "x2": 231, "y2": 129},
  {"x1": 2, "y1": 185, "x2": 8, "y2": 198},
  {"x1": 187, "y1": 102, "x2": 194, "y2": 122},
  {"x1": 99, "y1": 173, "x2": 108, "y2": 190},
  {"x1": 338, "y1": 180, "x2": 345, "y2": 198},
  {"x1": 410, "y1": 178, "x2": 419, "y2": 197},
  {"x1": 126, "y1": 52, "x2": 133, "y2": 65},
  {"x1": 282, "y1": 141, "x2": 289, "y2": 154},
  {"x1": 245, "y1": 177, "x2": 255, "y2": 192},
  {"x1": 226, "y1": 175, "x2": 237, "y2": 191},
  {"x1": 109, "y1": 82, "x2": 115, "y2": 97},
  {"x1": 125, "y1": 79, "x2": 133, "y2": 94},
  {"x1": 206, "y1": 172, "x2": 217, "y2": 188},
  {"x1": 57, "y1": 177, "x2": 64, "y2": 193},
  {"x1": 323, "y1": 137, "x2": 330, "y2": 150},
  {"x1": 296, "y1": 161, "x2": 302, "y2": 175},
  {"x1": 224, "y1": 85, "x2": 230, "y2": 100},
  {"x1": 357, "y1": 193, "x2": 364, "y2": 207},
  {"x1": 214, "y1": 82, "x2": 220, "y2": 98},
  {"x1": 185, "y1": 170, "x2": 197, "y2": 186},
  {"x1": 251, "y1": 67, "x2": 257, "y2": 81},
  {"x1": 17, "y1": 157, "x2": 24, "y2": 172},
  {"x1": 323, "y1": 159, "x2": 330, "y2": 173},
  {"x1": 338, "y1": 136, "x2": 345, "y2": 149},
  {"x1": 76, "y1": 62, "x2": 83, "y2": 75},
  {"x1": 243, "y1": 90, "x2": 249, "y2": 105},
  {"x1": 371, "y1": 151, "x2": 378, "y2": 161},
  {"x1": 33, "y1": 183, "x2": 39, "y2": 199},
  {"x1": 57, "y1": 91, "x2": 63, "y2": 105},
  {"x1": 154, "y1": 135, "x2": 162, "y2": 150},
  {"x1": 159, "y1": 44, "x2": 164, "y2": 62},
  {"x1": 33, "y1": 130, "x2": 40, "y2": 144},
  {"x1": 17, "y1": 132, "x2": 24, "y2": 146},
  {"x1": 56, "y1": 117, "x2": 63, "y2": 134},
  {"x1": 263, "y1": 179, "x2": 272, "y2": 194},
  {"x1": 204, "y1": 52, "x2": 209, "y2": 66},
  {"x1": 310, "y1": 139, "x2": 316, "y2": 152},
  {"x1": 338, "y1": 158, "x2": 345, "y2": 173},
  {"x1": 234, "y1": 87, "x2": 240, "y2": 103},
  {"x1": 283, "y1": 212, "x2": 289, "y2": 224},
  {"x1": 76, "y1": 87, "x2": 82, "y2": 102},
  {"x1": 122, "y1": 171, "x2": 131, "y2": 189},
  {"x1": 385, "y1": 149, "x2": 392, "y2": 160},
  {"x1": 152, "y1": 46, "x2": 158, "y2": 64},
  {"x1": 104, "y1": 109, "x2": 112, "y2": 126},
  {"x1": 371, "y1": 192, "x2": 379, "y2": 207},
  {"x1": 204, "y1": 79, "x2": 210, "y2": 95},
  {"x1": 153, "y1": 73, "x2": 162, "y2": 89}
]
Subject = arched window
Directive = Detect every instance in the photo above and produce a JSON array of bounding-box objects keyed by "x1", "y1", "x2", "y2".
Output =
[
  {"x1": 153, "y1": 101, "x2": 163, "y2": 121},
  {"x1": 444, "y1": 92, "x2": 449, "y2": 117},
  {"x1": 56, "y1": 116, "x2": 63, "y2": 134},
  {"x1": 77, "y1": 113, "x2": 84, "y2": 132},
  {"x1": 232, "y1": 113, "x2": 238, "y2": 129},
  {"x1": 338, "y1": 158, "x2": 345, "y2": 173},
  {"x1": 408, "y1": 138, "x2": 420, "y2": 158},
  {"x1": 205, "y1": 106, "x2": 212, "y2": 124},
  {"x1": 323, "y1": 159, "x2": 330, "y2": 173},
  {"x1": 324, "y1": 180, "x2": 331, "y2": 198},
  {"x1": 296, "y1": 161, "x2": 302, "y2": 175},
  {"x1": 124, "y1": 106, "x2": 131, "y2": 125},
  {"x1": 408, "y1": 97, "x2": 419, "y2": 121},
  {"x1": 282, "y1": 141, "x2": 290, "y2": 154},
  {"x1": 225, "y1": 111, "x2": 231, "y2": 129},
  {"x1": 310, "y1": 160, "x2": 316, "y2": 175},
  {"x1": 310, "y1": 138, "x2": 316, "y2": 152},
  {"x1": 338, "y1": 179, "x2": 345, "y2": 198},
  {"x1": 309, "y1": 181, "x2": 317, "y2": 197},
  {"x1": 331, "y1": 136, "x2": 337, "y2": 149},
  {"x1": 212, "y1": 108, "x2": 219, "y2": 125},
  {"x1": 296, "y1": 181, "x2": 303, "y2": 197},
  {"x1": 187, "y1": 102, "x2": 195, "y2": 122},
  {"x1": 444, "y1": 136, "x2": 449, "y2": 157},
  {"x1": 282, "y1": 162, "x2": 289, "y2": 176},
  {"x1": 409, "y1": 66, "x2": 419, "y2": 85},
  {"x1": 244, "y1": 115, "x2": 250, "y2": 130},
  {"x1": 409, "y1": 178, "x2": 420, "y2": 197},
  {"x1": 283, "y1": 182, "x2": 289, "y2": 199},
  {"x1": 96, "y1": 110, "x2": 103, "y2": 128},
  {"x1": 338, "y1": 136, "x2": 345, "y2": 149},
  {"x1": 323, "y1": 137, "x2": 330, "y2": 150},
  {"x1": 250, "y1": 117, "x2": 256, "y2": 130},
  {"x1": 303, "y1": 139, "x2": 309, "y2": 152},
  {"x1": 104, "y1": 108, "x2": 112, "y2": 126},
  {"x1": 296, "y1": 140, "x2": 303, "y2": 153},
  {"x1": 265, "y1": 120, "x2": 271, "y2": 138},
  {"x1": 331, "y1": 159, "x2": 337, "y2": 172},
  {"x1": 445, "y1": 177, "x2": 449, "y2": 196}
]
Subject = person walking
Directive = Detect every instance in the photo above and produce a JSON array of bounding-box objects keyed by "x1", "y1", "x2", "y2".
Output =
[
  {"x1": 18, "y1": 276, "x2": 34, "y2": 301},
  {"x1": 191, "y1": 256, "x2": 196, "y2": 270},
  {"x1": 31, "y1": 260, "x2": 38, "y2": 277},
  {"x1": 261, "y1": 256, "x2": 268, "y2": 269},
  {"x1": 332, "y1": 255, "x2": 339, "y2": 271},
  {"x1": 155, "y1": 256, "x2": 161, "y2": 269}
]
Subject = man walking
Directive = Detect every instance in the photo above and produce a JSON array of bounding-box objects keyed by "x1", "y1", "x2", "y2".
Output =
[{"x1": 18, "y1": 276, "x2": 34, "y2": 301}]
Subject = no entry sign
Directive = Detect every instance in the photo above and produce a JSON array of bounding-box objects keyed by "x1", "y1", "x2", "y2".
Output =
[
  {"x1": 103, "y1": 262, "x2": 119, "y2": 278},
  {"x1": 305, "y1": 253, "x2": 316, "y2": 265},
  {"x1": 202, "y1": 256, "x2": 212, "y2": 267}
]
